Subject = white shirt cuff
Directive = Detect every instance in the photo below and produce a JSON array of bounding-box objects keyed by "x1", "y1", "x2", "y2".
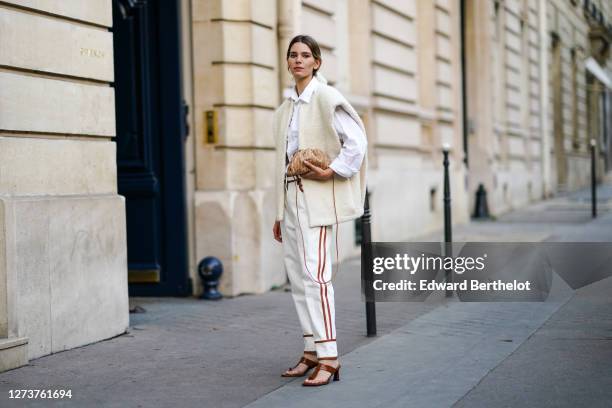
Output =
[{"x1": 329, "y1": 160, "x2": 354, "y2": 178}]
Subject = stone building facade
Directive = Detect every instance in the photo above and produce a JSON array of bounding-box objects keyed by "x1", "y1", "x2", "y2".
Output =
[
  {"x1": 465, "y1": 0, "x2": 611, "y2": 215},
  {"x1": 0, "y1": 0, "x2": 128, "y2": 371},
  {"x1": 545, "y1": 0, "x2": 612, "y2": 190},
  {"x1": 1, "y1": 0, "x2": 610, "y2": 371}
]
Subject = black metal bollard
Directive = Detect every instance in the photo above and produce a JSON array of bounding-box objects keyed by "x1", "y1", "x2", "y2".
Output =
[
  {"x1": 473, "y1": 184, "x2": 490, "y2": 219},
  {"x1": 361, "y1": 189, "x2": 376, "y2": 337},
  {"x1": 198, "y1": 257, "x2": 223, "y2": 300},
  {"x1": 591, "y1": 139, "x2": 597, "y2": 218},
  {"x1": 443, "y1": 146, "x2": 452, "y2": 242},
  {"x1": 442, "y1": 145, "x2": 453, "y2": 297}
]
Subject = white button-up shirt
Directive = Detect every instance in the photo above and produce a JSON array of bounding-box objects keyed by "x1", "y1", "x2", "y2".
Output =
[{"x1": 287, "y1": 78, "x2": 367, "y2": 178}]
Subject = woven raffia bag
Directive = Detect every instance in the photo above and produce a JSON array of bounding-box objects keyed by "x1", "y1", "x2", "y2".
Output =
[{"x1": 286, "y1": 148, "x2": 331, "y2": 176}]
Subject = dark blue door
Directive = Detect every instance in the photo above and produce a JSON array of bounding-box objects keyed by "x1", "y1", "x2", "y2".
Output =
[{"x1": 112, "y1": 0, "x2": 190, "y2": 296}]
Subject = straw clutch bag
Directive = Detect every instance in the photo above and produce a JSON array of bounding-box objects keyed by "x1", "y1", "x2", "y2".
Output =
[
  {"x1": 285, "y1": 147, "x2": 339, "y2": 284},
  {"x1": 287, "y1": 148, "x2": 331, "y2": 177}
]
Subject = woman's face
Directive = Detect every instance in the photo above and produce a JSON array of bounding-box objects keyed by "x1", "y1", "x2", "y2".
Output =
[{"x1": 287, "y1": 42, "x2": 320, "y2": 81}]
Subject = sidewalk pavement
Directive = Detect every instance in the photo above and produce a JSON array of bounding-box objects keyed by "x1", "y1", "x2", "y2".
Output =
[{"x1": 1, "y1": 181, "x2": 611, "y2": 407}]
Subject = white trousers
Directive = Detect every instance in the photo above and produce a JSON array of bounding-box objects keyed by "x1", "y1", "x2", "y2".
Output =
[{"x1": 281, "y1": 179, "x2": 337, "y2": 358}]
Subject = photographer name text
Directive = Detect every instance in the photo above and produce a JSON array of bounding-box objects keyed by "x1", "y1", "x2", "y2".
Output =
[{"x1": 373, "y1": 279, "x2": 532, "y2": 291}]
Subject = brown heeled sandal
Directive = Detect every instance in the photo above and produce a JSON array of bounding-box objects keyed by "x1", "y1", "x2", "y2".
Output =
[
  {"x1": 302, "y1": 362, "x2": 341, "y2": 386},
  {"x1": 281, "y1": 353, "x2": 318, "y2": 377}
]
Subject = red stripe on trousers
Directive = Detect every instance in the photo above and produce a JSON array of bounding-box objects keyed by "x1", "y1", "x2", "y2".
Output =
[
  {"x1": 322, "y1": 227, "x2": 333, "y2": 338},
  {"x1": 318, "y1": 227, "x2": 330, "y2": 339},
  {"x1": 316, "y1": 227, "x2": 323, "y2": 282}
]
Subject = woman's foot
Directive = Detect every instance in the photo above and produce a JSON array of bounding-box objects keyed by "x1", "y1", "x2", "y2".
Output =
[
  {"x1": 281, "y1": 352, "x2": 318, "y2": 377},
  {"x1": 302, "y1": 358, "x2": 340, "y2": 386}
]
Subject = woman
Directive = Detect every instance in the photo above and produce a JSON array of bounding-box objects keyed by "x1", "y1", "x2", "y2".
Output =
[{"x1": 272, "y1": 34, "x2": 367, "y2": 387}]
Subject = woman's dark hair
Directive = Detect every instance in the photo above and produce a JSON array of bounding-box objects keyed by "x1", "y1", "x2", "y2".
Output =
[{"x1": 286, "y1": 35, "x2": 322, "y2": 77}]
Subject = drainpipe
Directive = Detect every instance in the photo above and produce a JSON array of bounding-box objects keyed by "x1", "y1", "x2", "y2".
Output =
[
  {"x1": 538, "y1": 0, "x2": 551, "y2": 197},
  {"x1": 460, "y1": 0, "x2": 469, "y2": 167}
]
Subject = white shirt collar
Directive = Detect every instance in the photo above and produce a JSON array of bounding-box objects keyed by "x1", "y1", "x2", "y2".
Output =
[{"x1": 288, "y1": 76, "x2": 319, "y2": 103}]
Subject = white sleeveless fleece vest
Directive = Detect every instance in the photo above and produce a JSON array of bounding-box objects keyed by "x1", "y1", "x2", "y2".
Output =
[{"x1": 274, "y1": 81, "x2": 367, "y2": 227}]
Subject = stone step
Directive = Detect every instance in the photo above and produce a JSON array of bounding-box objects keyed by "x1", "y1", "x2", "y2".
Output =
[
  {"x1": 0, "y1": 337, "x2": 29, "y2": 372},
  {"x1": 556, "y1": 183, "x2": 569, "y2": 194}
]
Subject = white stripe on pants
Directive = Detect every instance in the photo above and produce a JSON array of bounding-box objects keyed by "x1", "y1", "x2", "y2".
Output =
[{"x1": 281, "y1": 180, "x2": 337, "y2": 358}]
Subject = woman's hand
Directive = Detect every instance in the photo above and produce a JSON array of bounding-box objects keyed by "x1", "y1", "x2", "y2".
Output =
[
  {"x1": 273, "y1": 221, "x2": 282, "y2": 243},
  {"x1": 301, "y1": 161, "x2": 334, "y2": 181}
]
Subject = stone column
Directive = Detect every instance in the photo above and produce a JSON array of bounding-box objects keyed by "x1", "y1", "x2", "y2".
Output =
[
  {"x1": 416, "y1": 0, "x2": 438, "y2": 148},
  {"x1": 278, "y1": 0, "x2": 301, "y2": 93},
  {"x1": 191, "y1": 0, "x2": 284, "y2": 296},
  {"x1": 464, "y1": 0, "x2": 496, "y2": 213}
]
